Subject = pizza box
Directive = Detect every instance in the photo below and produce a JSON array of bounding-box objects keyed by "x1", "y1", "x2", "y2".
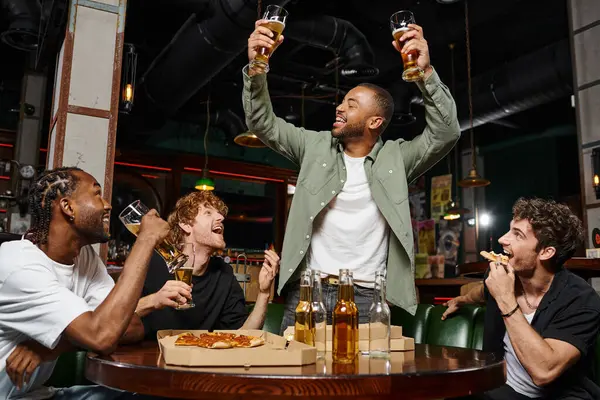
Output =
[
  {"x1": 157, "y1": 329, "x2": 317, "y2": 367},
  {"x1": 282, "y1": 324, "x2": 415, "y2": 352}
]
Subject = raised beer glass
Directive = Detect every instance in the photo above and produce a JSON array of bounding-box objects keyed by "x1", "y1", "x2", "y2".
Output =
[
  {"x1": 119, "y1": 200, "x2": 188, "y2": 273},
  {"x1": 390, "y1": 10, "x2": 424, "y2": 82},
  {"x1": 250, "y1": 4, "x2": 288, "y2": 73},
  {"x1": 174, "y1": 242, "x2": 195, "y2": 310}
]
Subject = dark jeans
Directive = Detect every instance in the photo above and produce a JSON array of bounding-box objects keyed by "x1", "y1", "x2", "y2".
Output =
[
  {"x1": 449, "y1": 384, "x2": 532, "y2": 400},
  {"x1": 279, "y1": 280, "x2": 374, "y2": 335}
]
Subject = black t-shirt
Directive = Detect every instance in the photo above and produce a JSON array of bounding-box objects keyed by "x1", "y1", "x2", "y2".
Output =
[
  {"x1": 483, "y1": 267, "x2": 600, "y2": 399},
  {"x1": 140, "y1": 253, "x2": 249, "y2": 339}
]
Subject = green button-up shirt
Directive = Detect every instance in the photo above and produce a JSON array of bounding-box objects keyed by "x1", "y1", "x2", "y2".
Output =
[{"x1": 242, "y1": 67, "x2": 460, "y2": 314}]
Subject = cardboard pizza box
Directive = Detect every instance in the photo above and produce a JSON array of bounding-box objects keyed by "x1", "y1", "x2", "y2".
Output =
[
  {"x1": 282, "y1": 324, "x2": 415, "y2": 352},
  {"x1": 157, "y1": 329, "x2": 317, "y2": 367}
]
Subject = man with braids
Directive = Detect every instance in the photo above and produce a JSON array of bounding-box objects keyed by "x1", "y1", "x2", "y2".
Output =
[
  {"x1": 443, "y1": 198, "x2": 600, "y2": 399},
  {"x1": 128, "y1": 190, "x2": 280, "y2": 341},
  {"x1": 0, "y1": 167, "x2": 169, "y2": 399}
]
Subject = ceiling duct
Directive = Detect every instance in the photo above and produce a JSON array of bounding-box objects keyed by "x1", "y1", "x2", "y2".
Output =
[
  {"x1": 1, "y1": 0, "x2": 41, "y2": 51},
  {"x1": 186, "y1": 109, "x2": 247, "y2": 143},
  {"x1": 455, "y1": 39, "x2": 572, "y2": 131},
  {"x1": 285, "y1": 15, "x2": 378, "y2": 79}
]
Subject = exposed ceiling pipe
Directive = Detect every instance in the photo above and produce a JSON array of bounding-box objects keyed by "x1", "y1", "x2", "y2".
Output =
[
  {"x1": 1, "y1": 0, "x2": 41, "y2": 51},
  {"x1": 187, "y1": 109, "x2": 247, "y2": 142},
  {"x1": 284, "y1": 15, "x2": 378, "y2": 79},
  {"x1": 455, "y1": 39, "x2": 572, "y2": 131},
  {"x1": 142, "y1": 0, "x2": 291, "y2": 116}
]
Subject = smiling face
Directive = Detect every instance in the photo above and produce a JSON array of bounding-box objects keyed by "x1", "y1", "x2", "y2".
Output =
[
  {"x1": 68, "y1": 171, "x2": 112, "y2": 244},
  {"x1": 498, "y1": 218, "x2": 548, "y2": 273},
  {"x1": 180, "y1": 204, "x2": 226, "y2": 250},
  {"x1": 332, "y1": 86, "x2": 379, "y2": 140},
  {"x1": 332, "y1": 83, "x2": 393, "y2": 141}
]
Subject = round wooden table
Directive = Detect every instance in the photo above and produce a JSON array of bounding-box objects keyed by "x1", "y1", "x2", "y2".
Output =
[{"x1": 85, "y1": 341, "x2": 505, "y2": 400}]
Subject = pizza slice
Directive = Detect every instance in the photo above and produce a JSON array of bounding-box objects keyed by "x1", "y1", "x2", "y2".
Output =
[
  {"x1": 480, "y1": 250, "x2": 509, "y2": 266},
  {"x1": 196, "y1": 332, "x2": 234, "y2": 349},
  {"x1": 174, "y1": 332, "x2": 201, "y2": 346},
  {"x1": 231, "y1": 334, "x2": 265, "y2": 348}
]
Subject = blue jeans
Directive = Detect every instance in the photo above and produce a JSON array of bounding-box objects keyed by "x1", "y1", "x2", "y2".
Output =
[
  {"x1": 53, "y1": 385, "x2": 160, "y2": 399},
  {"x1": 280, "y1": 281, "x2": 374, "y2": 335}
]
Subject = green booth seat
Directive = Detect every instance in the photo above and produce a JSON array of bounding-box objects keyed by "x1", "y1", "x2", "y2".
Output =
[
  {"x1": 424, "y1": 304, "x2": 482, "y2": 349},
  {"x1": 471, "y1": 307, "x2": 486, "y2": 350},
  {"x1": 390, "y1": 303, "x2": 435, "y2": 343},
  {"x1": 45, "y1": 351, "x2": 89, "y2": 388}
]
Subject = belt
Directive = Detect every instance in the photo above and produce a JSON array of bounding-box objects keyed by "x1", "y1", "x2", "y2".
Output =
[{"x1": 320, "y1": 275, "x2": 373, "y2": 285}]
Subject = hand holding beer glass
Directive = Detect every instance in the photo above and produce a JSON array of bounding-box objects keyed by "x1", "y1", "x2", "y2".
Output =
[
  {"x1": 248, "y1": 5, "x2": 288, "y2": 74},
  {"x1": 173, "y1": 243, "x2": 195, "y2": 310},
  {"x1": 390, "y1": 11, "x2": 425, "y2": 82},
  {"x1": 119, "y1": 200, "x2": 188, "y2": 274}
]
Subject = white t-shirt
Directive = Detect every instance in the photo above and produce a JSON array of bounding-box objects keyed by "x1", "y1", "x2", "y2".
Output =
[
  {"x1": 505, "y1": 311, "x2": 543, "y2": 398},
  {"x1": 307, "y1": 153, "x2": 390, "y2": 286},
  {"x1": 0, "y1": 239, "x2": 115, "y2": 399}
]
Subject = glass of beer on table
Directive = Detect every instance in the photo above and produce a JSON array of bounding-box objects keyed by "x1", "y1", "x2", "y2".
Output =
[
  {"x1": 174, "y1": 242, "x2": 195, "y2": 310},
  {"x1": 119, "y1": 200, "x2": 188, "y2": 273},
  {"x1": 250, "y1": 4, "x2": 288, "y2": 73},
  {"x1": 390, "y1": 10, "x2": 424, "y2": 82}
]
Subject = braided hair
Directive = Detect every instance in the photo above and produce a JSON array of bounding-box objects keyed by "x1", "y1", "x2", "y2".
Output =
[{"x1": 28, "y1": 167, "x2": 83, "y2": 245}]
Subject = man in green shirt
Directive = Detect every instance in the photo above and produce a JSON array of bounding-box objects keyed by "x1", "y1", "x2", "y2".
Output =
[{"x1": 243, "y1": 20, "x2": 460, "y2": 333}]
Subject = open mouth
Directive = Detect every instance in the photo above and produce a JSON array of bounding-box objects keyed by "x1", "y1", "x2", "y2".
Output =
[
  {"x1": 102, "y1": 214, "x2": 110, "y2": 224},
  {"x1": 212, "y1": 225, "x2": 224, "y2": 235},
  {"x1": 333, "y1": 114, "x2": 346, "y2": 129},
  {"x1": 503, "y1": 249, "x2": 513, "y2": 259}
]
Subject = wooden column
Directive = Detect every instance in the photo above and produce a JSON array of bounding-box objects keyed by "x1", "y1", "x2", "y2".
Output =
[
  {"x1": 568, "y1": 0, "x2": 600, "y2": 246},
  {"x1": 47, "y1": 0, "x2": 127, "y2": 258}
]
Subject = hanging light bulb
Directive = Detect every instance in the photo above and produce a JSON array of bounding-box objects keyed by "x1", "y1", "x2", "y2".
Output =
[
  {"x1": 445, "y1": 42, "x2": 472, "y2": 215},
  {"x1": 458, "y1": 0, "x2": 490, "y2": 189},
  {"x1": 443, "y1": 200, "x2": 471, "y2": 220},
  {"x1": 120, "y1": 44, "x2": 137, "y2": 114},
  {"x1": 458, "y1": 168, "x2": 490, "y2": 188},
  {"x1": 197, "y1": 94, "x2": 215, "y2": 191}
]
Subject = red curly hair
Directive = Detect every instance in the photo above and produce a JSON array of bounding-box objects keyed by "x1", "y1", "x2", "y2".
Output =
[{"x1": 167, "y1": 191, "x2": 228, "y2": 245}]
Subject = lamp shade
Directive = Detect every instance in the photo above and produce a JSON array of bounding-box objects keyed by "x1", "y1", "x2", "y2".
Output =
[
  {"x1": 458, "y1": 168, "x2": 490, "y2": 188},
  {"x1": 443, "y1": 200, "x2": 470, "y2": 220},
  {"x1": 195, "y1": 176, "x2": 215, "y2": 191},
  {"x1": 234, "y1": 132, "x2": 266, "y2": 148}
]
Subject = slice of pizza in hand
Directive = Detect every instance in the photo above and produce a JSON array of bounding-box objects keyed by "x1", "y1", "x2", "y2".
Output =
[{"x1": 480, "y1": 250, "x2": 509, "y2": 266}]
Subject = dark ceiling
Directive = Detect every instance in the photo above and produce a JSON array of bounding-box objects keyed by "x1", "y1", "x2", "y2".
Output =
[{"x1": 0, "y1": 0, "x2": 576, "y2": 154}]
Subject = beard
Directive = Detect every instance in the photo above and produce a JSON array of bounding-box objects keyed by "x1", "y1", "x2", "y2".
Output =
[
  {"x1": 332, "y1": 119, "x2": 366, "y2": 140},
  {"x1": 76, "y1": 210, "x2": 111, "y2": 244},
  {"x1": 195, "y1": 231, "x2": 226, "y2": 251}
]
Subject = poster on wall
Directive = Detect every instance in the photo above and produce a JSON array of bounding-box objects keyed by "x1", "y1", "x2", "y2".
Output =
[
  {"x1": 417, "y1": 219, "x2": 436, "y2": 255},
  {"x1": 430, "y1": 174, "x2": 452, "y2": 220}
]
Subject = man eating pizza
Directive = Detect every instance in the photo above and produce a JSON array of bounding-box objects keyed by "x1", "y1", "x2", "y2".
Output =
[{"x1": 127, "y1": 191, "x2": 280, "y2": 342}]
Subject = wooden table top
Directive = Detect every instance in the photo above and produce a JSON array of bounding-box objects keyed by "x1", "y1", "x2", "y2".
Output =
[{"x1": 85, "y1": 341, "x2": 505, "y2": 400}]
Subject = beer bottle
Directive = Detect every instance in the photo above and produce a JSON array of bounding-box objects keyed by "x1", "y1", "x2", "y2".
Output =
[
  {"x1": 311, "y1": 270, "x2": 327, "y2": 359},
  {"x1": 333, "y1": 269, "x2": 358, "y2": 363},
  {"x1": 294, "y1": 270, "x2": 315, "y2": 345},
  {"x1": 369, "y1": 271, "x2": 391, "y2": 358}
]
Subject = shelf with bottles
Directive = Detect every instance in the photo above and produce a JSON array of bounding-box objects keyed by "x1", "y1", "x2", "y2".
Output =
[{"x1": 213, "y1": 245, "x2": 276, "y2": 264}]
